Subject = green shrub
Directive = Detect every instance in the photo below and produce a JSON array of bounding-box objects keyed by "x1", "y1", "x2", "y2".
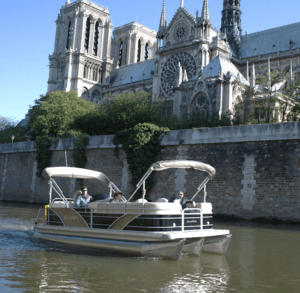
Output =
[{"x1": 114, "y1": 123, "x2": 169, "y2": 198}]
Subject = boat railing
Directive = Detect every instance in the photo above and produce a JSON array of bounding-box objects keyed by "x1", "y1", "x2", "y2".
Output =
[
  {"x1": 52, "y1": 198, "x2": 74, "y2": 203},
  {"x1": 182, "y1": 208, "x2": 203, "y2": 232},
  {"x1": 35, "y1": 208, "x2": 44, "y2": 225}
]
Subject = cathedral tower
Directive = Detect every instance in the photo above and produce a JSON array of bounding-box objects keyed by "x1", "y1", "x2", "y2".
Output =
[
  {"x1": 48, "y1": 0, "x2": 113, "y2": 99},
  {"x1": 220, "y1": 0, "x2": 242, "y2": 56}
]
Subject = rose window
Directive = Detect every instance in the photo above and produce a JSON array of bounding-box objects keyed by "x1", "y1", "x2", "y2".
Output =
[
  {"x1": 160, "y1": 52, "x2": 197, "y2": 97},
  {"x1": 173, "y1": 22, "x2": 189, "y2": 42},
  {"x1": 192, "y1": 95, "x2": 209, "y2": 115}
]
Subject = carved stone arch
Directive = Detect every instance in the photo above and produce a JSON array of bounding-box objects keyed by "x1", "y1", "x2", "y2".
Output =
[
  {"x1": 139, "y1": 36, "x2": 145, "y2": 43},
  {"x1": 147, "y1": 39, "x2": 153, "y2": 47},
  {"x1": 82, "y1": 87, "x2": 89, "y2": 100},
  {"x1": 65, "y1": 15, "x2": 72, "y2": 23},
  {"x1": 95, "y1": 17, "x2": 103, "y2": 25},
  {"x1": 189, "y1": 92, "x2": 211, "y2": 116},
  {"x1": 83, "y1": 63, "x2": 88, "y2": 79},
  {"x1": 86, "y1": 13, "x2": 95, "y2": 22},
  {"x1": 91, "y1": 90, "x2": 101, "y2": 103}
]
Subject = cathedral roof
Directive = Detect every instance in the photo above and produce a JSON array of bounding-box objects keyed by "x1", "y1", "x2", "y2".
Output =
[
  {"x1": 240, "y1": 22, "x2": 300, "y2": 59},
  {"x1": 109, "y1": 60, "x2": 156, "y2": 87},
  {"x1": 167, "y1": 7, "x2": 196, "y2": 31},
  {"x1": 203, "y1": 54, "x2": 249, "y2": 85}
]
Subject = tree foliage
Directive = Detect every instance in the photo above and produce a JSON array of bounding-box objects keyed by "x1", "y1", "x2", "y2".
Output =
[
  {"x1": 233, "y1": 70, "x2": 300, "y2": 123},
  {"x1": 0, "y1": 116, "x2": 26, "y2": 144},
  {"x1": 114, "y1": 123, "x2": 169, "y2": 198},
  {"x1": 28, "y1": 91, "x2": 96, "y2": 139},
  {"x1": 74, "y1": 91, "x2": 169, "y2": 135}
]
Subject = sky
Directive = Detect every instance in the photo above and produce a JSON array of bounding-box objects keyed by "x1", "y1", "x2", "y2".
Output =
[{"x1": 1, "y1": 0, "x2": 300, "y2": 122}]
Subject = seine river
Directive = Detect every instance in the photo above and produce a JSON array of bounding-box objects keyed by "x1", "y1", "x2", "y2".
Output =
[{"x1": 0, "y1": 202, "x2": 299, "y2": 293}]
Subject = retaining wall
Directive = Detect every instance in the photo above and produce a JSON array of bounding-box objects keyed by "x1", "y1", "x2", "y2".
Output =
[{"x1": 1, "y1": 122, "x2": 299, "y2": 221}]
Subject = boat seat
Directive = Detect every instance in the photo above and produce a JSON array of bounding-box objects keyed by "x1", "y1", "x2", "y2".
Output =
[
  {"x1": 156, "y1": 198, "x2": 168, "y2": 203},
  {"x1": 73, "y1": 190, "x2": 81, "y2": 203},
  {"x1": 135, "y1": 198, "x2": 148, "y2": 203}
]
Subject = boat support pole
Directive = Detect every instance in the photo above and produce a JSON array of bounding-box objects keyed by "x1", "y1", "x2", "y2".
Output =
[{"x1": 191, "y1": 177, "x2": 210, "y2": 201}]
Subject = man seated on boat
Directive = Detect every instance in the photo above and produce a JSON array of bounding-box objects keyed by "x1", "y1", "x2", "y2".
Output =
[
  {"x1": 109, "y1": 191, "x2": 123, "y2": 203},
  {"x1": 169, "y1": 191, "x2": 196, "y2": 210},
  {"x1": 75, "y1": 186, "x2": 93, "y2": 207}
]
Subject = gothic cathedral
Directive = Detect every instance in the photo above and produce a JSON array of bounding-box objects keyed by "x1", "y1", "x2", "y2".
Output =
[{"x1": 48, "y1": 0, "x2": 300, "y2": 120}]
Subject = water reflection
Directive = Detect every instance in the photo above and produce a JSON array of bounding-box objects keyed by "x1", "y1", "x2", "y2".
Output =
[{"x1": 0, "y1": 203, "x2": 300, "y2": 293}]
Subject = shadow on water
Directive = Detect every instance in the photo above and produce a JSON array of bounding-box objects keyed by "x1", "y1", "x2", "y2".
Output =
[{"x1": 1, "y1": 202, "x2": 300, "y2": 293}]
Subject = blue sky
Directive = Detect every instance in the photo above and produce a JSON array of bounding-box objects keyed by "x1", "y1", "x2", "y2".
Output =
[{"x1": 1, "y1": 0, "x2": 300, "y2": 122}]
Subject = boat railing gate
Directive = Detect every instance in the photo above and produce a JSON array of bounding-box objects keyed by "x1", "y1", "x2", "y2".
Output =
[{"x1": 182, "y1": 208, "x2": 203, "y2": 231}]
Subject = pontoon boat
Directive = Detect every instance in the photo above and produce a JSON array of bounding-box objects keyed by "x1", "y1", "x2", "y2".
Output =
[{"x1": 33, "y1": 160, "x2": 231, "y2": 260}]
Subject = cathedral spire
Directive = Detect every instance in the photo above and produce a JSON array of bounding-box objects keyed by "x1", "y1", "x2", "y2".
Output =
[
  {"x1": 181, "y1": 0, "x2": 184, "y2": 8},
  {"x1": 157, "y1": 0, "x2": 167, "y2": 40},
  {"x1": 201, "y1": 0, "x2": 209, "y2": 21},
  {"x1": 159, "y1": 0, "x2": 167, "y2": 30},
  {"x1": 220, "y1": 0, "x2": 242, "y2": 56}
]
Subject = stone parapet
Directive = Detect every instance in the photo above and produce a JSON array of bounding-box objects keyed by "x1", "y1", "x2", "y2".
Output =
[
  {"x1": 1, "y1": 122, "x2": 299, "y2": 154},
  {"x1": 160, "y1": 122, "x2": 300, "y2": 146}
]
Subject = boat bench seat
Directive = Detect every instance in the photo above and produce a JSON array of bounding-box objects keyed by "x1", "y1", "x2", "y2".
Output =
[
  {"x1": 50, "y1": 202, "x2": 75, "y2": 208},
  {"x1": 87, "y1": 202, "x2": 182, "y2": 214}
]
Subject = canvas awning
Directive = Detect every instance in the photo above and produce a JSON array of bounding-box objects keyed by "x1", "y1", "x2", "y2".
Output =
[
  {"x1": 42, "y1": 167, "x2": 112, "y2": 186},
  {"x1": 150, "y1": 160, "x2": 216, "y2": 179}
]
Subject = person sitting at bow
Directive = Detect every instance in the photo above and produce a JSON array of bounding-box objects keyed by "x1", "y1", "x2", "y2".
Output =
[
  {"x1": 75, "y1": 186, "x2": 93, "y2": 207},
  {"x1": 169, "y1": 191, "x2": 196, "y2": 210},
  {"x1": 109, "y1": 191, "x2": 123, "y2": 203}
]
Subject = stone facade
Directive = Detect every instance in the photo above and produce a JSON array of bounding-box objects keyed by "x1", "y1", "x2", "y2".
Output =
[
  {"x1": 1, "y1": 123, "x2": 300, "y2": 222},
  {"x1": 47, "y1": 0, "x2": 300, "y2": 119}
]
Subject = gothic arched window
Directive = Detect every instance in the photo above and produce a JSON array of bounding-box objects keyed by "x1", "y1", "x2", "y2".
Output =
[
  {"x1": 118, "y1": 41, "x2": 123, "y2": 66},
  {"x1": 137, "y1": 40, "x2": 141, "y2": 62},
  {"x1": 192, "y1": 94, "x2": 210, "y2": 116},
  {"x1": 92, "y1": 90, "x2": 101, "y2": 103},
  {"x1": 66, "y1": 21, "x2": 71, "y2": 50},
  {"x1": 82, "y1": 87, "x2": 89, "y2": 100},
  {"x1": 83, "y1": 64, "x2": 88, "y2": 79},
  {"x1": 84, "y1": 18, "x2": 91, "y2": 51},
  {"x1": 145, "y1": 43, "x2": 149, "y2": 60},
  {"x1": 93, "y1": 21, "x2": 99, "y2": 56}
]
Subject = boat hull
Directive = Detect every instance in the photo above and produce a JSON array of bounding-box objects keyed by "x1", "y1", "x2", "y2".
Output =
[
  {"x1": 33, "y1": 231, "x2": 185, "y2": 261},
  {"x1": 202, "y1": 234, "x2": 232, "y2": 255}
]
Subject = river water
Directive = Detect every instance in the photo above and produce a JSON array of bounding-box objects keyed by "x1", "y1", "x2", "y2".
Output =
[{"x1": 0, "y1": 202, "x2": 299, "y2": 293}]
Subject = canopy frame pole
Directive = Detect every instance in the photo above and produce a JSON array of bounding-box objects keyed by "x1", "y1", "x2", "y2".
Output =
[
  {"x1": 142, "y1": 181, "x2": 146, "y2": 203},
  {"x1": 110, "y1": 182, "x2": 121, "y2": 193},
  {"x1": 204, "y1": 184, "x2": 207, "y2": 203},
  {"x1": 49, "y1": 181, "x2": 53, "y2": 205},
  {"x1": 108, "y1": 183, "x2": 112, "y2": 198},
  {"x1": 191, "y1": 177, "x2": 210, "y2": 201},
  {"x1": 50, "y1": 178, "x2": 67, "y2": 204},
  {"x1": 127, "y1": 169, "x2": 153, "y2": 202}
]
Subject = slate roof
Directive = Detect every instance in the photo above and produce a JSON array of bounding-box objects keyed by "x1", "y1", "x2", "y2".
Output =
[
  {"x1": 240, "y1": 22, "x2": 300, "y2": 59},
  {"x1": 202, "y1": 54, "x2": 249, "y2": 85},
  {"x1": 109, "y1": 59, "x2": 156, "y2": 87}
]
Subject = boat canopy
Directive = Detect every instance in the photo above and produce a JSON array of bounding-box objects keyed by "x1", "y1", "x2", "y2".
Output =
[
  {"x1": 42, "y1": 167, "x2": 112, "y2": 187},
  {"x1": 150, "y1": 160, "x2": 216, "y2": 179}
]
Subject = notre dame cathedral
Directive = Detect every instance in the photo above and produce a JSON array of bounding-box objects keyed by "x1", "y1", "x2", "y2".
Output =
[{"x1": 47, "y1": 0, "x2": 300, "y2": 120}]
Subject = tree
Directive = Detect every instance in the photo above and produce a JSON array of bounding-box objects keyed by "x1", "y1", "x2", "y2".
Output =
[
  {"x1": 233, "y1": 69, "x2": 299, "y2": 124},
  {"x1": 0, "y1": 116, "x2": 26, "y2": 144},
  {"x1": 28, "y1": 91, "x2": 96, "y2": 139},
  {"x1": 0, "y1": 115, "x2": 18, "y2": 131},
  {"x1": 74, "y1": 91, "x2": 169, "y2": 136},
  {"x1": 254, "y1": 69, "x2": 287, "y2": 123}
]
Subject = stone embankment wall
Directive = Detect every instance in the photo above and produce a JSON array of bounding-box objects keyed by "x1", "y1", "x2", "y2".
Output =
[{"x1": 1, "y1": 123, "x2": 300, "y2": 221}]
